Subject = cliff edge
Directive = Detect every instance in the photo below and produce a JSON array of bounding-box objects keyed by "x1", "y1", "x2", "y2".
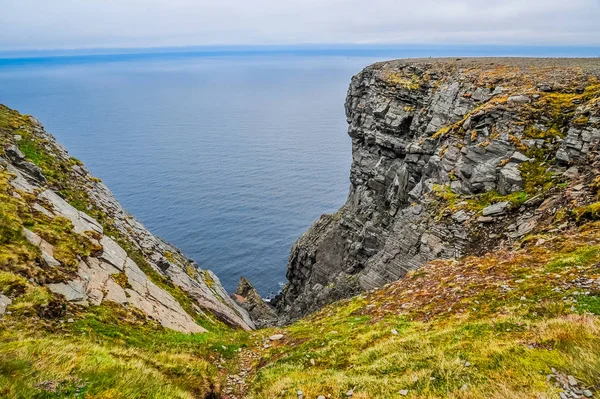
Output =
[{"x1": 275, "y1": 58, "x2": 600, "y2": 322}]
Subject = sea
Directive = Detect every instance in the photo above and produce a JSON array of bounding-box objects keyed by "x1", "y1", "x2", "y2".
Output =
[{"x1": 1, "y1": 46, "x2": 598, "y2": 295}]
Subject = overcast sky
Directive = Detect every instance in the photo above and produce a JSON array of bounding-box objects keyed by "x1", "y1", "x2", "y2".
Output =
[{"x1": 2, "y1": 0, "x2": 600, "y2": 51}]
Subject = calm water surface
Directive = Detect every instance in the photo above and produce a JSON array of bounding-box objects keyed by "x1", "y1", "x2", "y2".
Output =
[{"x1": 0, "y1": 54, "x2": 381, "y2": 295}]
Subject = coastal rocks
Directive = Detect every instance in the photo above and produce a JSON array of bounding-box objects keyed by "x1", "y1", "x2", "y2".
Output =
[
  {"x1": 275, "y1": 59, "x2": 600, "y2": 322},
  {"x1": 233, "y1": 277, "x2": 277, "y2": 328},
  {"x1": 4, "y1": 144, "x2": 46, "y2": 184},
  {"x1": 0, "y1": 105, "x2": 254, "y2": 332}
]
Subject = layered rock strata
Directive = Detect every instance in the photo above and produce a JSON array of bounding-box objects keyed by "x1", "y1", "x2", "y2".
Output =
[{"x1": 275, "y1": 58, "x2": 600, "y2": 322}]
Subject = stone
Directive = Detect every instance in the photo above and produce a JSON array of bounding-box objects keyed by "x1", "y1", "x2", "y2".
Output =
[
  {"x1": 568, "y1": 375, "x2": 578, "y2": 386},
  {"x1": 583, "y1": 390, "x2": 593, "y2": 397},
  {"x1": 67, "y1": 318, "x2": 74, "y2": 323},
  {"x1": 451, "y1": 210, "x2": 470, "y2": 223},
  {"x1": 6, "y1": 164, "x2": 36, "y2": 193},
  {"x1": 563, "y1": 166, "x2": 580, "y2": 179},
  {"x1": 478, "y1": 216, "x2": 494, "y2": 223},
  {"x1": 509, "y1": 152, "x2": 531, "y2": 163},
  {"x1": 32, "y1": 202, "x2": 54, "y2": 217},
  {"x1": 0, "y1": 294, "x2": 12, "y2": 316},
  {"x1": 269, "y1": 334, "x2": 285, "y2": 341},
  {"x1": 47, "y1": 281, "x2": 87, "y2": 302},
  {"x1": 4, "y1": 145, "x2": 25, "y2": 162},
  {"x1": 499, "y1": 165, "x2": 523, "y2": 195},
  {"x1": 38, "y1": 190, "x2": 103, "y2": 234},
  {"x1": 399, "y1": 390, "x2": 409, "y2": 396},
  {"x1": 482, "y1": 202, "x2": 509, "y2": 216},
  {"x1": 556, "y1": 148, "x2": 571, "y2": 164},
  {"x1": 391, "y1": 328, "x2": 399, "y2": 335},
  {"x1": 508, "y1": 95, "x2": 531, "y2": 104},
  {"x1": 99, "y1": 236, "x2": 128, "y2": 270}
]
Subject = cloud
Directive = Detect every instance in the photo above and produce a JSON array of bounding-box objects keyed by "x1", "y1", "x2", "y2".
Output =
[{"x1": 1, "y1": 0, "x2": 599, "y2": 50}]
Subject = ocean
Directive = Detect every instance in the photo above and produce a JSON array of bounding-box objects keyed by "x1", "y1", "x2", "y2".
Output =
[{"x1": 0, "y1": 52, "x2": 381, "y2": 296}]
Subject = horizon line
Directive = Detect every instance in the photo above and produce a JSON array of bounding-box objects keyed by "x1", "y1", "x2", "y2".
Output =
[{"x1": 1, "y1": 43, "x2": 600, "y2": 61}]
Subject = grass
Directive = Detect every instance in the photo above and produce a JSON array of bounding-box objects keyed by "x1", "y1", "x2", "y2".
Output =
[
  {"x1": 0, "y1": 302, "x2": 251, "y2": 399},
  {"x1": 245, "y1": 222, "x2": 600, "y2": 398}
]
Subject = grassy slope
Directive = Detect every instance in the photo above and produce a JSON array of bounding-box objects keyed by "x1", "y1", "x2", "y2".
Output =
[
  {"x1": 4, "y1": 220, "x2": 599, "y2": 398},
  {"x1": 249, "y1": 223, "x2": 600, "y2": 398}
]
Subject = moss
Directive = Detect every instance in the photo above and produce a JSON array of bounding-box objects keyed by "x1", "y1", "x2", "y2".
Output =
[
  {"x1": 164, "y1": 250, "x2": 176, "y2": 263},
  {"x1": 385, "y1": 72, "x2": 421, "y2": 90},
  {"x1": 523, "y1": 125, "x2": 563, "y2": 139},
  {"x1": 576, "y1": 295, "x2": 600, "y2": 315},
  {"x1": 203, "y1": 270, "x2": 215, "y2": 289},
  {"x1": 573, "y1": 116, "x2": 590, "y2": 126},
  {"x1": 573, "y1": 202, "x2": 600, "y2": 222},
  {"x1": 0, "y1": 271, "x2": 28, "y2": 296},
  {"x1": 112, "y1": 272, "x2": 130, "y2": 289}
]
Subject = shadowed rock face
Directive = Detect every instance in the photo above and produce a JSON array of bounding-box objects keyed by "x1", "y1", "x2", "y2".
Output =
[
  {"x1": 274, "y1": 58, "x2": 600, "y2": 322},
  {"x1": 1, "y1": 108, "x2": 254, "y2": 332},
  {"x1": 232, "y1": 277, "x2": 277, "y2": 328}
]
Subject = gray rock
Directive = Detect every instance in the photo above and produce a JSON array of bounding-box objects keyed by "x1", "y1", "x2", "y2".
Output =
[
  {"x1": 508, "y1": 95, "x2": 531, "y2": 104},
  {"x1": 38, "y1": 190, "x2": 103, "y2": 234},
  {"x1": 269, "y1": 334, "x2": 285, "y2": 341},
  {"x1": 556, "y1": 148, "x2": 571, "y2": 164},
  {"x1": 499, "y1": 166, "x2": 523, "y2": 195},
  {"x1": 99, "y1": 236, "x2": 128, "y2": 270},
  {"x1": 233, "y1": 277, "x2": 277, "y2": 328},
  {"x1": 274, "y1": 59, "x2": 600, "y2": 323},
  {"x1": 568, "y1": 375, "x2": 578, "y2": 386},
  {"x1": 452, "y1": 210, "x2": 470, "y2": 223},
  {"x1": 583, "y1": 389, "x2": 593, "y2": 397},
  {"x1": 563, "y1": 166, "x2": 580, "y2": 179},
  {"x1": 4, "y1": 145, "x2": 25, "y2": 162},
  {"x1": 399, "y1": 390, "x2": 409, "y2": 396},
  {"x1": 0, "y1": 294, "x2": 12, "y2": 315},
  {"x1": 482, "y1": 202, "x2": 510, "y2": 216},
  {"x1": 47, "y1": 281, "x2": 87, "y2": 302},
  {"x1": 509, "y1": 152, "x2": 531, "y2": 163}
]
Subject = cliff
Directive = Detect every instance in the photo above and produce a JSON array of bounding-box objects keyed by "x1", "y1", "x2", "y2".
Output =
[
  {"x1": 0, "y1": 105, "x2": 254, "y2": 332},
  {"x1": 275, "y1": 58, "x2": 600, "y2": 321}
]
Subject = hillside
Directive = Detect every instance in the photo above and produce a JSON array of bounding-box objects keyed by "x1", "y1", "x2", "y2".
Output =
[{"x1": 1, "y1": 58, "x2": 600, "y2": 399}]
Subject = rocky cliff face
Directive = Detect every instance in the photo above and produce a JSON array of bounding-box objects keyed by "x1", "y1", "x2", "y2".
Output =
[
  {"x1": 275, "y1": 58, "x2": 600, "y2": 322},
  {"x1": 0, "y1": 105, "x2": 254, "y2": 332}
]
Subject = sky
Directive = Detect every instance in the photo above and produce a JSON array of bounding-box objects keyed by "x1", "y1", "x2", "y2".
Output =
[{"x1": 1, "y1": 0, "x2": 600, "y2": 51}]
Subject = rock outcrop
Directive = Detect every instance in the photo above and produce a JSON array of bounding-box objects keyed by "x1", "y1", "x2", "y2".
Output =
[
  {"x1": 0, "y1": 106, "x2": 254, "y2": 332},
  {"x1": 232, "y1": 277, "x2": 277, "y2": 328},
  {"x1": 275, "y1": 58, "x2": 600, "y2": 322}
]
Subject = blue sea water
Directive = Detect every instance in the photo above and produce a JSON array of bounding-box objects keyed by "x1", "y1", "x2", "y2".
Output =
[
  {"x1": 1, "y1": 47, "x2": 599, "y2": 295},
  {"x1": 0, "y1": 52, "x2": 378, "y2": 296}
]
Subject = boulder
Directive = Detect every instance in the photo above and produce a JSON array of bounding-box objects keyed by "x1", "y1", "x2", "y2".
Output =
[{"x1": 482, "y1": 202, "x2": 510, "y2": 216}]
